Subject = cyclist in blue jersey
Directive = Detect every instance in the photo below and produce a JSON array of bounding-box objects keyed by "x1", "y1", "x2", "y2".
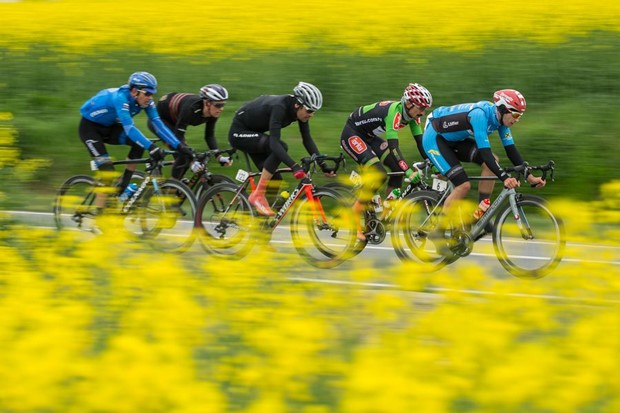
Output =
[
  {"x1": 340, "y1": 83, "x2": 432, "y2": 241},
  {"x1": 79, "y1": 71, "x2": 193, "y2": 210},
  {"x1": 422, "y1": 89, "x2": 546, "y2": 242}
]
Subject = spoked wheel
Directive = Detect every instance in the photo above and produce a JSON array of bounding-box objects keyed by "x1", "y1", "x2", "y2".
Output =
[
  {"x1": 289, "y1": 187, "x2": 358, "y2": 268},
  {"x1": 493, "y1": 194, "x2": 565, "y2": 279},
  {"x1": 195, "y1": 182, "x2": 256, "y2": 258},
  {"x1": 391, "y1": 190, "x2": 454, "y2": 271},
  {"x1": 133, "y1": 178, "x2": 198, "y2": 253},
  {"x1": 53, "y1": 175, "x2": 99, "y2": 235}
]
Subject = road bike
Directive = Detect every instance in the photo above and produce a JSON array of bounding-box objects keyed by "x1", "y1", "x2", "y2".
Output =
[
  {"x1": 53, "y1": 151, "x2": 198, "y2": 252},
  {"x1": 194, "y1": 154, "x2": 357, "y2": 268},
  {"x1": 391, "y1": 161, "x2": 565, "y2": 279}
]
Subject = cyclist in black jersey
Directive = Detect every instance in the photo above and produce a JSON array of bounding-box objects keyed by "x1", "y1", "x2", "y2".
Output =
[
  {"x1": 148, "y1": 84, "x2": 232, "y2": 179},
  {"x1": 340, "y1": 83, "x2": 432, "y2": 241},
  {"x1": 229, "y1": 81, "x2": 335, "y2": 216}
]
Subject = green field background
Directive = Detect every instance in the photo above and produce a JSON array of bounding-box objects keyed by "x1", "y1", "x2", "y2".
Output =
[{"x1": 1, "y1": 33, "x2": 619, "y2": 211}]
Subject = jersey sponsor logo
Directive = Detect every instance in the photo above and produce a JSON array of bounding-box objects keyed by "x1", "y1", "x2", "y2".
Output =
[
  {"x1": 84, "y1": 140, "x2": 101, "y2": 157},
  {"x1": 348, "y1": 136, "x2": 367, "y2": 154},
  {"x1": 428, "y1": 149, "x2": 440, "y2": 156},
  {"x1": 378, "y1": 100, "x2": 393, "y2": 106},
  {"x1": 379, "y1": 141, "x2": 388, "y2": 151},
  {"x1": 398, "y1": 160, "x2": 408, "y2": 171},
  {"x1": 393, "y1": 113, "x2": 405, "y2": 130},
  {"x1": 353, "y1": 117, "x2": 382, "y2": 127},
  {"x1": 233, "y1": 132, "x2": 259, "y2": 138},
  {"x1": 442, "y1": 120, "x2": 460, "y2": 128},
  {"x1": 89, "y1": 108, "x2": 108, "y2": 117}
]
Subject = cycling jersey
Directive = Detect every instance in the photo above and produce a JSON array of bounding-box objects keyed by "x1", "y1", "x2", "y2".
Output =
[
  {"x1": 347, "y1": 100, "x2": 423, "y2": 141},
  {"x1": 423, "y1": 101, "x2": 524, "y2": 181},
  {"x1": 156, "y1": 93, "x2": 219, "y2": 149},
  {"x1": 229, "y1": 94, "x2": 319, "y2": 168},
  {"x1": 80, "y1": 85, "x2": 180, "y2": 150}
]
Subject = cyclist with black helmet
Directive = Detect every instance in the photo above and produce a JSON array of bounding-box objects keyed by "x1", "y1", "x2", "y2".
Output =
[
  {"x1": 422, "y1": 89, "x2": 546, "y2": 243},
  {"x1": 148, "y1": 84, "x2": 232, "y2": 179},
  {"x1": 79, "y1": 71, "x2": 192, "y2": 210},
  {"x1": 229, "y1": 81, "x2": 334, "y2": 216},
  {"x1": 340, "y1": 82, "x2": 433, "y2": 241}
]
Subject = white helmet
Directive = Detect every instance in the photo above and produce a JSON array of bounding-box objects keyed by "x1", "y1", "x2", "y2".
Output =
[
  {"x1": 293, "y1": 81, "x2": 323, "y2": 111},
  {"x1": 199, "y1": 84, "x2": 229, "y2": 101}
]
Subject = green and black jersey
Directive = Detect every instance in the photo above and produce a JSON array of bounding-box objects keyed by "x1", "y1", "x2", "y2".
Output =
[{"x1": 346, "y1": 100, "x2": 423, "y2": 141}]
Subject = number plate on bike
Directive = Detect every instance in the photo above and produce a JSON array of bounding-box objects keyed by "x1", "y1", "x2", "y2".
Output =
[
  {"x1": 432, "y1": 177, "x2": 448, "y2": 192},
  {"x1": 349, "y1": 170, "x2": 362, "y2": 187},
  {"x1": 235, "y1": 169, "x2": 249, "y2": 183}
]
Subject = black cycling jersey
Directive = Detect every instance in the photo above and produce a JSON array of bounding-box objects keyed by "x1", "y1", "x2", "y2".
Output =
[
  {"x1": 156, "y1": 93, "x2": 219, "y2": 149},
  {"x1": 229, "y1": 94, "x2": 319, "y2": 169}
]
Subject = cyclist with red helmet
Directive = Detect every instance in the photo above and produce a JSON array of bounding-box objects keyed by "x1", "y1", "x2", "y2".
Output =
[
  {"x1": 422, "y1": 89, "x2": 546, "y2": 242},
  {"x1": 149, "y1": 84, "x2": 232, "y2": 179},
  {"x1": 340, "y1": 82, "x2": 433, "y2": 241}
]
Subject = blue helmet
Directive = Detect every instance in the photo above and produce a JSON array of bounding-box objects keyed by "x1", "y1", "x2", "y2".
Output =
[{"x1": 128, "y1": 71, "x2": 158, "y2": 94}]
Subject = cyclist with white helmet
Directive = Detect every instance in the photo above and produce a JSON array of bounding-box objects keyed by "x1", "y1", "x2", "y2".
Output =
[
  {"x1": 229, "y1": 81, "x2": 334, "y2": 216},
  {"x1": 340, "y1": 82, "x2": 432, "y2": 241},
  {"x1": 422, "y1": 89, "x2": 546, "y2": 245},
  {"x1": 149, "y1": 83, "x2": 232, "y2": 179},
  {"x1": 79, "y1": 71, "x2": 191, "y2": 210}
]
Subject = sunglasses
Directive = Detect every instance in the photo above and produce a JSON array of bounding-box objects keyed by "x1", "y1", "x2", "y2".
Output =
[
  {"x1": 509, "y1": 111, "x2": 523, "y2": 119},
  {"x1": 211, "y1": 102, "x2": 226, "y2": 109},
  {"x1": 303, "y1": 106, "x2": 315, "y2": 114},
  {"x1": 137, "y1": 89, "x2": 154, "y2": 97}
]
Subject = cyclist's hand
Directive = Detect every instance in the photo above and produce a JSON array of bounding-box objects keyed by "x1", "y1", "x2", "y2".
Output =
[
  {"x1": 503, "y1": 177, "x2": 520, "y2": 189},
  {"x1": 177, "y1": 143, "x2": 194, "y2": 158},
  {"x1": 218, "y1": 155, "x2": 233, "y2": 167},
  {"x1": 292, "y1": 164, "x2": 307, "y2": 180},
  {"x1": 149, "y1": 146, "x2": 165, "y2": 162},
  {"x1": 319, "y1": 161, "x2": 336, "y2": 177},
  {"x1": 527, "y1": 174, "x2": 546, "y2": 188}
]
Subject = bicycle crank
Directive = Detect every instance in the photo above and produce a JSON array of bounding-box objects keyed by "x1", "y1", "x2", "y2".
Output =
[
  {"x1": 448, "y1": 229, "x2": 474, "y2": 257},
  {"x1": 364, "y1": 218, "x2": 386, "y2": 245}
]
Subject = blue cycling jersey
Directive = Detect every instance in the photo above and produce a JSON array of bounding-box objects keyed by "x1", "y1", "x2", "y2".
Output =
[
  {"x1": 80, "y1": 85, "x2": 180, "y2": 150},
  {"x1": 426, "y1": 101, "x2": 514, "y2": 149}
]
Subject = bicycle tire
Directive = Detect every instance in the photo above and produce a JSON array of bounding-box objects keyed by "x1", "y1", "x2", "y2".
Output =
[
  {"x1": 53, "y1": 174, "x2": 99, "y2": 233},
  {"x1": 195, "y1": 182, "x2": 256, "y2": 258},
  {"x1": 134, "y1": 178, "x2": 198, "y2": 253},
  {"x1": 493, "y1": 194, "x2": 565, "y2": 279},
  {"x1": 390, "y1": 190, "x2": 454, "y2": 271},
  {"x1": 289, "y1": 187, "x2": 358, "y2": 268}
]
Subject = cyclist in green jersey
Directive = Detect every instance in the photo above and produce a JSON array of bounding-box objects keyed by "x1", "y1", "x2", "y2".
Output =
[{"x1": 340, "y1": 83, "x2": 433, "y2": 241}]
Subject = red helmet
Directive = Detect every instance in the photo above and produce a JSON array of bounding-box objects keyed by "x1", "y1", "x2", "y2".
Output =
[
  {"x1": 493, "y1": 89, "x2": 526, "y2": 113},
  {"x1": 402, "y1": 83, "x2": 433, "y2": 108}
]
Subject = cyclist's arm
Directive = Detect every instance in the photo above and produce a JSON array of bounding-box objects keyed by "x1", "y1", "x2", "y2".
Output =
[
  {"x1": 299, "y1": 121, "x2": 320, "y2": 155},
  {"x1": 146, "y1": 103, "x2": 181, "y2": 149},
  {"x1": 470, "y1": 109, "x2": 510, "y2": 181},
  {"x1": 498, "y1": 125, "x2": 524, "y2": 166},
  {"x1": 113, "y1": 94, "x2": 154, "y2": 150},
  {"x1": 383, "y1": 106, "x2": 415, "y2": 178},
  {"x1": 409, "y1": 120, "x2": 428, "y2": 160},
  {"x1": 204, "y1": 118, "x2": 218, "y2": 150}
]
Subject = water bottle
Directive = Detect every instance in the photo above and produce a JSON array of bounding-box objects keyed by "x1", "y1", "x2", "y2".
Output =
[
  {"x1": 473, "y1": 198, "x2": 491, "y2": 220},
  {"x1": 119, "y1": 183, "x2": 138, "y2": 203},
  {"x1": 272, "y1": 190, "x2": 290, "y2": 210},
  {"x1": 383, "y1": 188, "x2": 401, "y2": 210}
]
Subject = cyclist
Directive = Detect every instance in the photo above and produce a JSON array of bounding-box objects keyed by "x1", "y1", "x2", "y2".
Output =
[
  {"x1": 229, "y1": 81, "x2": 335, "y2": 216},
  {"x1": 422, "y1": 89, "x2": 546, "y2": 244},
  {"x1": 79, "y1": 71, "x2": 192, "y2": 210},
  {"x1": 340, "y1": 83, "x2": 433, "y2": 241},
  {"x1": 148, "y1": 84, "x2": 233, "y2": 180}
]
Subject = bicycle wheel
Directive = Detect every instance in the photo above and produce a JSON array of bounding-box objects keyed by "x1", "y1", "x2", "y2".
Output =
[
  {"x1": 493, "y1": 194, "x2": 565, "y2": 279},
  {"x1": 195, "y1": 173, "x2": 236, "y2": 200},
  {"x1": 53, "y1": 175, "x2": 100, "y2": 234},
  {"x1": 135, "y1": 178, "x2": 198, "y2": 253},
  {"x1": 391, "y1": 190, "x2": 453, "y2": 271},
  {"x1": 195, "y1": 182, "x2": 256, "y2": 258},
  {"x1": 289, "y1": 187, "x2": 358, "y2": 268}
]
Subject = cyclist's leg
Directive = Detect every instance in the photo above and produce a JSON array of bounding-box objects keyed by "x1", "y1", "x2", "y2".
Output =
[
  {"x1": 469, "y1": 144, "x2": 497, "y2": 234},
  {"x1": 341, "y1": 131, "x2": 386, "y2": 240},
  {"x1": 78, "y1": 118, "x2": 117, "y2": 211}
]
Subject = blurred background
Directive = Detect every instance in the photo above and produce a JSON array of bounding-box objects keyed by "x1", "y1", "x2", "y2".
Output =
[{"x1": 1, "y1": 0, "x2": 619, "y2": 211}]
